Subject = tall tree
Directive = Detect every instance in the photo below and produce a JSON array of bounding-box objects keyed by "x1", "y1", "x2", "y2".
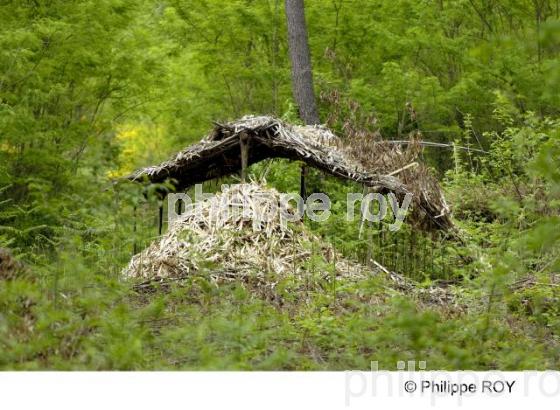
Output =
[
  {"x1": 284, "y1": 0, "x2": 320, "y2": 125},
  {"x1": 285, "y1": 0, "x2": 319, "y2": 199}
]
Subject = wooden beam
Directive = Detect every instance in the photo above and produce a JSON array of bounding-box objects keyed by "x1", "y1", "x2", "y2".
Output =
[{"x1": 240, "y1": 132, "x2": 249, "y2": 182}]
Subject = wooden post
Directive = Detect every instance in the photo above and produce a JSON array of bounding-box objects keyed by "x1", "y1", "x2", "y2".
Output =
[
  {"x1": 358, "y1": 185, "x2": 369, "y2": 239},
  {"x1": 158, "y1": 201, "x2": 163, "y2": 235},
  {"x1": 133, "y1": 205, "x2": 137, "y2": 255},
  {"x1": 299, "y1": 163, "x2": 307, "y2": 201},
  {"x1": 240, "y1": 133, "x2": 249, "y2": 183}
]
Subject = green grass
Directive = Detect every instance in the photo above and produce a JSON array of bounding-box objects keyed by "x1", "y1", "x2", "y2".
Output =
[{"x1": 2, "y1": 252, "x2": 559, "y2": 370}]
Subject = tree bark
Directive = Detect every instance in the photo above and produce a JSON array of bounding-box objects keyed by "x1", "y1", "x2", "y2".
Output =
[
  {"x1": 285, "y1": 0, "x2": 320, "y2": 125},
  {"x1": 285, "y1": 0, "x2": 319, "y2": 201}
]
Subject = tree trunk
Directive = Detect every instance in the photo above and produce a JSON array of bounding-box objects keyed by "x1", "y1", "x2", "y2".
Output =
[
  {"x1": 285, "y1": 0, "x2": 319, "y2": 201},
  {"x1": 285, "y1": 0, "x2": 319, "y2": 125}
]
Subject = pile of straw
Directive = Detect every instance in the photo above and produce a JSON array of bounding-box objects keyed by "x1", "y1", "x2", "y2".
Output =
[
  {"x1": 123, "y1": 183, "x2": 368, "y2": 285},
  {"x1": 123, "y1": 183, "x2": 459, "y2": 307}
]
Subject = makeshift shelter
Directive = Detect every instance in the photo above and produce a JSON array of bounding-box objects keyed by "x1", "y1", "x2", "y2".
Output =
[
  {"x1": 128, "y1": 115, "x2": 453, "y2": 231},
  {"x1": 124, "y1": 116, "x2": 460, "y2": 301}
]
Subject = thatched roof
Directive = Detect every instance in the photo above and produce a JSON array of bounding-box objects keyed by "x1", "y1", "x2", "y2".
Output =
[
  {"x1": 127, "y1": 115, "x2": 454, "y2": 232},
  {"x1": 128, "y1": 115, "x2": 407, "y2": 194}
]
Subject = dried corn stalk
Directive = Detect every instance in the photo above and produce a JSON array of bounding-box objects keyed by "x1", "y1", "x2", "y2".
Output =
[{"x1": 123, "y1": 183, "x2": 366, "y2": 283}]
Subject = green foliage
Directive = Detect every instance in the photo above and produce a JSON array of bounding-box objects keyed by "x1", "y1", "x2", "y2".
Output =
[
  {"x1": 1, "y1": 0, "x2": 560, "y2": 370},
  {"x1": 3, "y1": 243, "x2": 559, "y2": 370}
]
